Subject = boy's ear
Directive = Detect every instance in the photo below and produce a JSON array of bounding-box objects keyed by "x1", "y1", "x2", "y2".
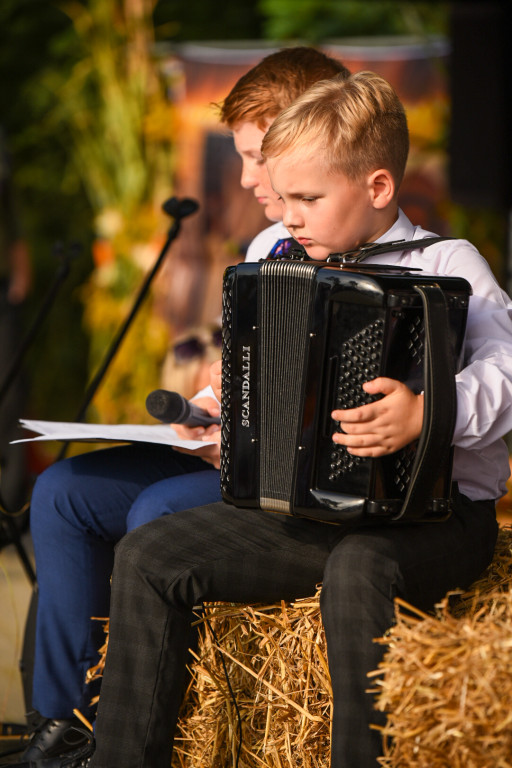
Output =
[{"x1": 368, "y1": 169, "x2": 395, "y2": 209}]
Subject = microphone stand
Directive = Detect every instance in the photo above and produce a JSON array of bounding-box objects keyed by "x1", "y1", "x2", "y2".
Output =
[
  {"x1": 0, "y1": 243, "x2": 78, "y2": 585},
  {"x1": 0, "y1": 243, "x2": 78, "y2": 408},
  {"x1": 56, "y1": 196, "x2": 199, "y2": 461}
]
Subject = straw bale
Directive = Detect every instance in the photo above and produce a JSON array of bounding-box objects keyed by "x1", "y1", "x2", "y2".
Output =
[
  {"x1": 171, "y1": 599, "x2": 331, "y2": 768},
  {"x1": 371, "y1": 525, "x2": 512, "y2": 768},
  {"x1": 87, "y1": 527, "x2": 512, "y2": 768}
]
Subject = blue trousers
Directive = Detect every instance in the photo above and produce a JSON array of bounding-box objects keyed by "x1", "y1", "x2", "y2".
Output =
[{"x1": 29, "y1": 443, "x2": 221, "y2": 720}]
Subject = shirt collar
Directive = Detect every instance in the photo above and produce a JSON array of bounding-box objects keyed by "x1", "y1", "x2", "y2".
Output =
[{"x1": 374, "y1": 208, "x2": 416, "y2": 244}]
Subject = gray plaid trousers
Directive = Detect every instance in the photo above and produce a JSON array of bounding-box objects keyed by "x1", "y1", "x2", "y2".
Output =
[{"x1": 90, "y1": 492, "x2": 497, "y2": 768}]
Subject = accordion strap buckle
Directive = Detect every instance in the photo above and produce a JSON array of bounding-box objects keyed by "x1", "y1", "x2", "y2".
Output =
[{"x1": 327, "y1": 241, "x2": 391, "y2": 263}]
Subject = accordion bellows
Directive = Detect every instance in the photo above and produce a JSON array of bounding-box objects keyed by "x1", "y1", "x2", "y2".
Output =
[{"x1": 220, "y1": 258, "x2": 471, "y2": 525}]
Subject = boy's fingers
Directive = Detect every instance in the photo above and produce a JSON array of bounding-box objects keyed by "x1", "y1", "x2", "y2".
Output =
[
  {"x1": 333, "y1": 431, "x2": 380, "y2": 447},
  {"x1": 331, "y1": 403, "x2": 377, "y2": 423},
  {"x1": 172, "y1": 424, "x2": 205, "y2": 439},
  {"x1": 362, "y1": 376, "x2": 398, "y2": 395},
  {"x1": 202, "y1": 427, "x2": 221, "y2": 442},
  {"x1": 346, "y1": 446, "x2": 389, "y2": 458},
  {"x1": 332, "y1": 430, "x2": 396, "y2": 456},
  {"x1": 332, "y1": 377, "x2": 405, "y2": 421}
]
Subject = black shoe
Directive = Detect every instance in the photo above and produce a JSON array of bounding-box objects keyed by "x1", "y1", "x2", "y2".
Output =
[
  {"x1": 21, "y1": 718, "x2": 91, "y2": 762},
  {"x1": 5, "y1": 729, "x2": 95, "y2": 768}
]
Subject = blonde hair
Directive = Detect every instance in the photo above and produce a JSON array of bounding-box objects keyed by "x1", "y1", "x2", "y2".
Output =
[
  {"x1": 261, "y1": 71, "x2": 409, "y2": 188},
  {"x1": 219, "y1": 47, "x2": 350, "y2": 130}
]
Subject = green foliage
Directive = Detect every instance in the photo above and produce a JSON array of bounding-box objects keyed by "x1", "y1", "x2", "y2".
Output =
[
  {"x1": 0, "y1": 0, "x2": 182, "y2": 424},
  {"x1": 44, "y1": 0, "x2": 180, "y2": 424},
  {"x1": 258, "y1": 0, "x2": 448, "y2": 42},
  {"x1": 44, "y1": 0, "x2": 176, "y2": 220}
]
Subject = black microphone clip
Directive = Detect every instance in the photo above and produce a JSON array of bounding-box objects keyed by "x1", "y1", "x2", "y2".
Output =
[{"x1": 162, "y1": 197, "x2": 199, "y2": 220}]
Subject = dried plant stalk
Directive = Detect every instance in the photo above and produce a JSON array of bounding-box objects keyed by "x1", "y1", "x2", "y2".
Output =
[{"x1": 171, "y1": 598, "x2": 332, "y2": 768}]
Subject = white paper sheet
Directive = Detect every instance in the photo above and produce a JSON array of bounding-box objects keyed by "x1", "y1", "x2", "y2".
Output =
[{"x1": 13, "y1": 419, "x2": 217, "y2": 450}]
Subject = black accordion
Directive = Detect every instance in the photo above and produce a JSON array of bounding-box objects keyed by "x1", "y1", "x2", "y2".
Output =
[{"x1": 220, "y1": 257, "x2": 471, "y2": 525}]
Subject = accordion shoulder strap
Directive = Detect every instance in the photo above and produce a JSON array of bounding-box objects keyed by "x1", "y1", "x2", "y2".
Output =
[
  {"x1": 329, "y1": 236, "x2": 455, "y2": 263},
  {"x1": 394, "y1": 283, "x2": 457, "y2": 521}
]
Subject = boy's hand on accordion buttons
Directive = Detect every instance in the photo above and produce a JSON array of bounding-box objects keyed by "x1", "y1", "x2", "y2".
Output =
[{"x1": 331, "y1": 377, "x2": 424, "y2": 457}]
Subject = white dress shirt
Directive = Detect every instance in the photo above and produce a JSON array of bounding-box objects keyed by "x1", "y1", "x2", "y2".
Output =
[{"x1": 364, "y1": 208, "x2": 512, "y2": 501}]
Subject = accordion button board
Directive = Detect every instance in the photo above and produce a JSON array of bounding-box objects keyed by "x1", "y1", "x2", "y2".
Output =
[{"x1": 220, "y1": 259, "x2": 471, "y2": 525}]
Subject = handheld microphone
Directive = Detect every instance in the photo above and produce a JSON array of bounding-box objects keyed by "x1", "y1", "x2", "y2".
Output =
[{"x1": 145, "y1": 389, "x2": 220, "y2": 428}]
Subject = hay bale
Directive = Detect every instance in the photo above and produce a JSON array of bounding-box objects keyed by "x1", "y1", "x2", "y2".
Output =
[
  {"x1": 172, "y1": 599, "x2": 331, "y2": 768},
  {"x1": 87, "y1": 527, "x2": 512, "y2": 768},
  {"x1": 371, "y1": 525, "x2": 512, "y2": 768}
]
